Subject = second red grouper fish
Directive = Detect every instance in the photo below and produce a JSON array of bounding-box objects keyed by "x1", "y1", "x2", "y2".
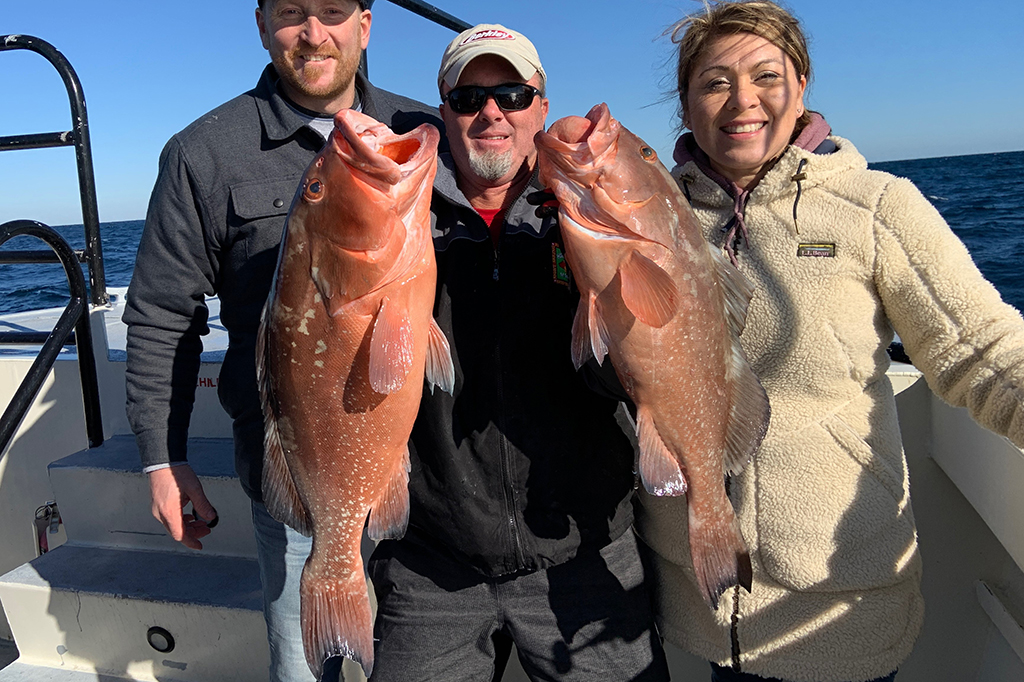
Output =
[
  {"x1": 256, "y1": 109, "x2": 453, "y2": 678},
  {"x1": 535, "y1": 103, "x2": 769, "y2": 609}
]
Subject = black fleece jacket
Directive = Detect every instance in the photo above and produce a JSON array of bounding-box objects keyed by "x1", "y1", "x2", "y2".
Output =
[{"x1": 398, "y1": 154, "x2": 638, "y2": 577}]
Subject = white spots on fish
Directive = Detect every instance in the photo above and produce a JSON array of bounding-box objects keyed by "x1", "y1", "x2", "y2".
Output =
[
  {"x1": 314, "y1": 292, "x2": 322, "y2": 304},
  {"x1": 314, "y1": 360, "x2": 324, "y2": 368},
  {"x1": 297, "y1": 318, "x2": 310, "y2": 335},
  {"x1": 315, "y1": 340, "x2": 327, "y2": 354}
]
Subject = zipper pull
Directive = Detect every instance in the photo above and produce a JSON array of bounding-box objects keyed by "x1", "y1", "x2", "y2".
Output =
[{"x1": 493, "y1": 264, "x2": 499, "y2": 281}]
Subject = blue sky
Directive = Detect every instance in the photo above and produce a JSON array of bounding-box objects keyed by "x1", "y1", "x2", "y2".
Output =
[{"x1": 2, "y1": 0, "x2": 1022, "y2": 226}]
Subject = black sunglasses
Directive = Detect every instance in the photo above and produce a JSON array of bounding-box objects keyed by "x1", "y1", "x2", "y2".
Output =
[{"x1": 442, "y1": 83, "x2": 542, "y2": 115}]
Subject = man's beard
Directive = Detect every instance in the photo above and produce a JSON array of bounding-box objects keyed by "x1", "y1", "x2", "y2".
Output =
[
  {"x1": 467, "y1": 148, "x2": 515, "y2": 182},
  {"x1": 273, "y1": 47, "x2": 361, "y2": 102}
]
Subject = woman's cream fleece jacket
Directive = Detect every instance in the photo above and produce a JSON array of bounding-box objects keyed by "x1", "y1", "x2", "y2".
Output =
[{"x1": 635, "y1": 136, "x2": 1024, "y2": 682}]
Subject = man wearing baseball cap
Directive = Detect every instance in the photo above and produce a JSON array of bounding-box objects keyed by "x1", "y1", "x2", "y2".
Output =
[
  {"x1": 366, "y1": 23, "x2": 671, "y2": 681},
  {"x1": 125, "y1": 1, "x2": 442, "y2": 680}
]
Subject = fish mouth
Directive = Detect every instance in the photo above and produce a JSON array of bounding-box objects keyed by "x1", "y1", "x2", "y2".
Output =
[
  {"x1": 535, "y1": 103, "x2": 617, "y2": 180},
  {"x1": 537, "y1": 103, "x2": 655, "y2": 239},
  {"x1": 332, "y1": 110, "x2": 440, "y2": 188}
]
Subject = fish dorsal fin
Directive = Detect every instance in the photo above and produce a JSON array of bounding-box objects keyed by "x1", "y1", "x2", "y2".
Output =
[
  {"x1": 708, "y1": 246, "x2": 769, "y2": 475},
  {"x1": 255, "y1": 302, "x2": 312, "y2": 536},
  {"x1": 369, "y1": 296, "x2": 414, "y2": 394},
  {"x1": 636, "y1": 405, "x2": 687, "y2": 496},
  {"x1": 367, "y1": 446, "x2": 411, "y2": 541},
  {"x1": 570, "y1": 295, "x2": 594, "y2": 370},
  {"x1": 710, "y1": 246, "x2": 756, "y2": 335},
  {"x1": 619, "y1": 250, "x2": 677, "y2": 328},
  {"x1": 425, "y1": 317, "x2": 455, "y2": 395},
  {"x1": 723, "y1": 342, "x2": 771, "y2": 476}
]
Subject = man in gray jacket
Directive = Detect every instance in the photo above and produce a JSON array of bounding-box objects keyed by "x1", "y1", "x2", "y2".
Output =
[{"x1": 124, "y1": 1, "x2": 443, "y2": 680}]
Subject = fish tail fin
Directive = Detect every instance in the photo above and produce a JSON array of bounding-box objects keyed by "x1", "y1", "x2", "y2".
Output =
[
  {"x1": 688, "y1": 502, "x2": 752, "y2": 610},
  {"x1": 636, "y1": 405, "x2": 687, "y2": 496},
  {"x1": 301, "y1": 562, "x2": 375, "y2": 679},
  {"x1": 256, "y1": 301, "x2": 312, "y2": 535},
  {"x1": 367, "y1": 446, "x2": 411, "y2": 541},
  {"x1": 425, "y1": 317, "x2": 455, "y2": 395}
]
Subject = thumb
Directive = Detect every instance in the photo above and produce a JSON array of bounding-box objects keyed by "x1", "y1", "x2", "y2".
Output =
[{"x1": 182, "y1": 478, "x2": 218, "y2": 526}]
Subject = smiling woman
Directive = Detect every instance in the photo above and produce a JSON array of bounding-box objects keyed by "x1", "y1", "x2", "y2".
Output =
[{"x1": 632, "y1": 2, "x2": 1024, "y2": 682}]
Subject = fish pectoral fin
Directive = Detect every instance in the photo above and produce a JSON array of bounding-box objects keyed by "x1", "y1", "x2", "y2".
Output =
[
  {"x1": 369, "y1": 296, "x2": 414, "y2": 394},
  {"x1": 300, "y1": 565, "x2": 374, "y2": 679},
  {"x1": 619, "y1": 250, "x2": 678, "y2": 328},
  {"x1": 425, "y1": 317, "x2": 456, "y2": 395},
  {"x1": 256, "y1": 304, "x2": 312, "y2": 536},
  {"x1": 636, "y1": 405, "x2": 687, "y2": 496},
  {"x1": 367, "y1": 446, "x2": 411, "y2": 541}
]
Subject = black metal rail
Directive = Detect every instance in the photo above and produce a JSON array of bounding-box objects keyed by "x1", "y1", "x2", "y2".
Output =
[
  {"x1": 361, "y1": 0, "x2": 471, "y2": 76},
  {"x1": 383, "y1": 0, "x2": 472, "y2": 33},
  {"x1": 0, "y1": 221, "x2": 104, "y2": 451},
  {"x1": 0, "y1": 34, "x2": 107, "y2": 307},
  {"x1": 0, "y1": 35, "x2": 107, "y2": 457}
]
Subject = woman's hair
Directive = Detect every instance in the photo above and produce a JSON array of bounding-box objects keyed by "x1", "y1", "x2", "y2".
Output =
[{"x1": 672, "y1": 1, "x2": 812, "y2": 135}]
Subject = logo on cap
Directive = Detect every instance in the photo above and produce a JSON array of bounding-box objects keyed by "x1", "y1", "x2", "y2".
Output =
[{"x1": 460, "y1": 29, "x2": 516, "y2": 46}]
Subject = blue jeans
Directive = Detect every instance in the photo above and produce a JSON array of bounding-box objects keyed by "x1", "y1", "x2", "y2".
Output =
[
  {"x1": 368, "y1": 528, "x2": 669, "y2": 682},
  {"x1": 710, "y1": 662, "x2": 897, "y2": 682},
  {"x1": 251, "y1": 501, "x2": 350, "y2": 682}
]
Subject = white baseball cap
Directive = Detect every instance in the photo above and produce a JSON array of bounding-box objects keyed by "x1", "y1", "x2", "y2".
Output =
[{"x1": 438, "y1": 24, "x2": 546, "y2": 92}]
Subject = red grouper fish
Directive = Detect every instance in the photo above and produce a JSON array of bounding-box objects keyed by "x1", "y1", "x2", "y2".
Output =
[
  {"x1": 535, "y1": 103, "x2": 770, "y2": 609},
  {"x1": 256, "y1": 109, "x2": 453, "y2": 678}
]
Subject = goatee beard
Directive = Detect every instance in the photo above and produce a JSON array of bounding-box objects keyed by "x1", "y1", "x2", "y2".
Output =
[
  {"x1": 274, "y1": 48, "x2": 361, "y2": 103},
  {"x1": 468, "y1": 149, "x2": 515, "y2": 182}
]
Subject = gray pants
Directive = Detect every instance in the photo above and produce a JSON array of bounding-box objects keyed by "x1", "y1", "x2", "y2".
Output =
[{"x1": 367, "y1": 529, "x2": 670, "y2": 682}]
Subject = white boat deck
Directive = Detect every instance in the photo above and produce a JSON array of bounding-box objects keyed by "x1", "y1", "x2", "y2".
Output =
[{"x1": 0, "y1": 287, "x2": 228, "y2": 362}]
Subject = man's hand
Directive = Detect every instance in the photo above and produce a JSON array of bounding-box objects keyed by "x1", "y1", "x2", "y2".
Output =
[
  {"x1": 148, "y1": 465, "x2": 218, "y2": 550},
  {"x1": 526, "y1": 188, "x2": 559, "y2": 219}
]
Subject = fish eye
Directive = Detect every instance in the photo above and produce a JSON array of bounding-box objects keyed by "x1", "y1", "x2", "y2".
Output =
[
  {"x1": 304, "y1": 179, "x2": 324, "y2": 202},
  {"x1": 640, "y1": 146, "x2": 657, "y2": 162}
]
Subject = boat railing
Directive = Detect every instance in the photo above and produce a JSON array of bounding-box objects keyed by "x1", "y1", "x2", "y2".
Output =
[
  {"x1": 1, "y1": 34, "x2": 107, "y2": 308},
  {"x1": 0, "y1": 34, "x2": 106, "y2": 458}
]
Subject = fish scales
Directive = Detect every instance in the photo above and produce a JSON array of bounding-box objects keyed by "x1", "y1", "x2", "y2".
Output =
[
  {"x1": 256, "y1": 109, "x2": 453, "y2": 679},
  {"x1": 536, "y1": 103, "x2": 770, "y2": 610}
]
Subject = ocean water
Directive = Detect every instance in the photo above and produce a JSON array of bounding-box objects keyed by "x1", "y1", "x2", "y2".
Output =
[{"x1": 1, "y1": 150, "x2": 1021, "y2": 315}]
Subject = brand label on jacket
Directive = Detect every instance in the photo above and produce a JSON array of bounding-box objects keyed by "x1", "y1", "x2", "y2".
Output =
[
  {"x1": 552, "y1": 245, "x2": 571, "y2": 286},
  {"x1": 797, "y1": 243, "x2": 836, "y2": 258}
]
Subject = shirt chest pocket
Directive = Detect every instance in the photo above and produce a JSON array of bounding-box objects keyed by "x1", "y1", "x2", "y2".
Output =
[
  {"x1": 224, "y1": 177, "x2": 301, "y2": 294},
  {"x1": 229, "y1": 176, "x2": 302, "y2": 259}
]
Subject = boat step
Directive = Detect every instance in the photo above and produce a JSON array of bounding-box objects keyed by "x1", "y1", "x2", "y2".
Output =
[
  {"x1": 0, "y1": 544, "x2": 268, "y2": 682},
  {"x1": 48, "y1": 436, "x2": 257, "y2": 558},
  {"x1": 0, "y1": 661, "x2": 143, "y2": 681}
]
